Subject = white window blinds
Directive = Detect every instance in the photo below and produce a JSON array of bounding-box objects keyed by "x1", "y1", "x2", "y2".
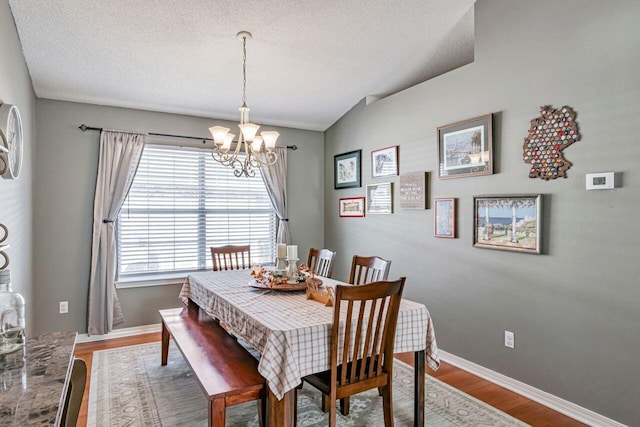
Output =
[{"x1": 117, "y1": 144, "x2": 276, "y2": 278}]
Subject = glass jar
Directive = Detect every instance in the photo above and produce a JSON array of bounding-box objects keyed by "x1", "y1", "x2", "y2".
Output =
[{"x1": 0, "y1": 270, "x2": 25, "y2": 355}]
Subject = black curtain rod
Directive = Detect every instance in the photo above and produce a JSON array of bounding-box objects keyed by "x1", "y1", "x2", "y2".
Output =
[{"x1": 78, "y1": 124, "x2": 298, "y2": 150}]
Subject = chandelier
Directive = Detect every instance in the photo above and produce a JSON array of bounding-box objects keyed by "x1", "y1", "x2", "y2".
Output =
[{"x1": 209, "y1": 31, "x2": 279, "y2": 177}]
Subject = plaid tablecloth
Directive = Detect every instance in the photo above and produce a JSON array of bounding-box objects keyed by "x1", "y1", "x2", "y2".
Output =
[{"x1": 179, "y1": 270, "x2": 439, "y2": 400}]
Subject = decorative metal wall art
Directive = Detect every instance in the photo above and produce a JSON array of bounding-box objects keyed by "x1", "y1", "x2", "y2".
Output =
[{"x1": 523, "y1": 105, "x2": 581, "y2": 180}]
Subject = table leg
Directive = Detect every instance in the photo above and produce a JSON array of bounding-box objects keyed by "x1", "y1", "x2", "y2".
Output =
[
  {"x1": 161, "y1": 320, "x2": 169, "y2": 366},
  {"x1": 267, "y1": 386, "x2": 295, "y2": 427},
  {"x1": 414, "y1": 350, "x2": 425, "y2": 427}
]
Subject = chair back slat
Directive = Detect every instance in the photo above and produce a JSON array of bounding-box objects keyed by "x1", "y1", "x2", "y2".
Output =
[
  {"x1": 349, "y1": 255, "x2": 391, "y2": 285},
  {"x1": 210, "y1": 245, "x2": 251, "y2": 271},
  {"x1": 307, "y1": 248, "x2": 337, "y2": 278},
  {"x1": 349, "y1": 301, "x2": 367, "y2": 384}
]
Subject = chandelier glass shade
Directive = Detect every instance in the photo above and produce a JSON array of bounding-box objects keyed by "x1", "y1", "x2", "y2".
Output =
[{"x1": 209, "y1": 31, "x2": 279, "y2": 177}]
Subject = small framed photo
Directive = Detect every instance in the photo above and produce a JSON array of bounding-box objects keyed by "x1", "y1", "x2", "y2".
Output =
[
  {"x1": 371, "y1": 146, "x2": 399, "y2": 178},
  {"x1": 473, "y1": 194, "x2": 542, "y2": 254},
  {"x1": 334, "y1": 150, "x2": 362, "y2": 189},
  {"x1": 437, "y1": 114, "x2": 493, "y2": 179},
  {"x1": 366, "y1": 182, "x2": 393, "y2": 214},
  {"x1": 339, "y1": 197, "x2": 365, "y2": 217},
  {"x1": 434, "y1": 198, "x2": 456, "y2": 238}
]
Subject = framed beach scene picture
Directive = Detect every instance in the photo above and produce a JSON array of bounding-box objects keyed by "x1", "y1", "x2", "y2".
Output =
[{"x1": 473, "y1": 194, "x2": 542, "y2": 254}]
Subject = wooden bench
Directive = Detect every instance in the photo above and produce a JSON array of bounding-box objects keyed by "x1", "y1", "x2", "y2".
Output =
[{"x1": 160, "y1": 303, "x2": 266, "y2": 426}]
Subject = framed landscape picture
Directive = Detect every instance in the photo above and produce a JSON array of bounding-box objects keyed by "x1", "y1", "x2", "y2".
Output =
[
  {"x1": 434, "y1": 198, "x2": 456, "y2": 238},
  {"x1": 339, "y1": 197, "x2": 365, "y2": 217},
  {"x1": 366, "y1": 182, "x2": 393, "y2": 214},
  {"x1": 437, "y1": 114, "x2": 493, "y2": 179},
  {"x1": 334, "y1": 150, "x2": 362, "y2": 189},
  {"x1": 371, "y1": 145, "x2": 399, "y2": 177},
  {"x1": 473, "y1": 194, "x2": 542, "y2": 254}
]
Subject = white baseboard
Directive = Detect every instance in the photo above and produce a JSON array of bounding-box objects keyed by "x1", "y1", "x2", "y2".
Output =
[
  {"x1": 439, "y1": 350, "x2": 626, "y2": 427},
  {"x1": 76, "y1": 323, "x2": 162, "y2": 343}
]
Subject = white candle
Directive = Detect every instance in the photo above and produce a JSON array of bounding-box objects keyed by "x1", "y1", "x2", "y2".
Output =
[
  {"x1": 277, "y1": 244, "x2": 287, "y2": 259},
  {"x1": 287, "y1": 245, "x2": 298, "y2": 260}
]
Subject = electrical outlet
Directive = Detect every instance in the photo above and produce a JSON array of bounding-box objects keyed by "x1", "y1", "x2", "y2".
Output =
[
  {"x1": 504, "y1": 330, "x2": 514, "y2": 348},
  {"x1": 59, "y1": 301, "x2": 69, "y2": 314}
]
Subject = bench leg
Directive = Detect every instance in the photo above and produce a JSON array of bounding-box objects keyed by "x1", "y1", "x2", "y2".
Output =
[
  {"x1": 209, "y1": 397, "x2": 226, "y2": 427},
  {"x1": 161, "y1": 320, "x2": 170, "y2": 366}
]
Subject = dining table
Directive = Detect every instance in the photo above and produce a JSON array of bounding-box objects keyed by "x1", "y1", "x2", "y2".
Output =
[{"x1": 179, "y1": 270, "x2": 439, "y2": 427}]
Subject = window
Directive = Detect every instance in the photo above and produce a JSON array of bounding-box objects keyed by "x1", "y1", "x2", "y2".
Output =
[{"x1": 117, "y1": 144, "x2": 276, "y2": 280}]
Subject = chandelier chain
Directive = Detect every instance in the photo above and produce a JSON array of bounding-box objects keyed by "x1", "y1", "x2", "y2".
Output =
[{"x1": 242, "y1": 36, "x2": 247, "y2": 106}]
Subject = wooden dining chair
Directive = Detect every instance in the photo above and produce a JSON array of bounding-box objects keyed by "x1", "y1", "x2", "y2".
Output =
[
  {"x1": 349, "y1": 255, "x2": 391, "y2": 285},
  {"x1": 210, "y1": 245, "x2": 251, "y2": 271},
  {"x1": 60, "y1": 357, "x2": 87, "y2": 427},
  {"x1": 307, "y1": 248, "x2": 337, "y2": 278},
  {"x1": 302, "y1": 278, "x2": 406, "y2": 426}
]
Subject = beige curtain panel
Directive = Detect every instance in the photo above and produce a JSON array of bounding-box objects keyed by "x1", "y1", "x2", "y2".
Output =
[
  {"x1": 259, "y1": 146, "x2": 290, "y2": 244},
  {"x1": 87, "y1": 130, "x2": 146, "y2": 335}
]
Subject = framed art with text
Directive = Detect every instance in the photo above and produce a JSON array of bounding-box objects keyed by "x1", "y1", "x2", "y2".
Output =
[
  {"x1": 434, "y1": 198, "x2": 456, "y2": 238},
  {"x1": 334, "y1": 150, "x2": 362, "y2": 189},
  {"x1": 366, "y1": 182, "x2": 393, "y2": 214},
  {"x1": 339, "y1": 197, "x2": 365, "y2": 217},
  {"x1": 371, "y1": 145, "x2": 399, "y2": 178},
  {"x1": 437, "y1": 114, "x2": 493, "y2": 179},
  {"x1": 473, "y1": 194, "x2": 542, "y2": 254}
]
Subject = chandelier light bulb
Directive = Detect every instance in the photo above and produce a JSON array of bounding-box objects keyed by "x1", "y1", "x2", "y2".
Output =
[
  {"x1": 251, "y1": 135, "x2": 263, "y2": 151},
  {"x1": 209, "y1": 126, "x2": 230, "y2": 146},
  {"x1": 261, "y1": 131, "x2": 280, "y2": 151},
  {"x1": 239, "y1": 123, "x2": 260, "y2": 142},
  {"x1": 221, "y1": 133, "x2": 235, "y2": 153}
]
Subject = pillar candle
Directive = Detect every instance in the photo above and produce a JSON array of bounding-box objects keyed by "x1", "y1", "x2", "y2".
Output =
[
  {"x1": 277, "y1": 244, "x2": 287, "y2": 259},
  {"x1": 287, "y1": 245, "x2": 298, "y2": 260}
]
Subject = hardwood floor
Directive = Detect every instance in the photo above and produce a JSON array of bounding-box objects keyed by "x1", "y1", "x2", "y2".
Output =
[{"x1": 74, "y1": 334, "x2": 586, "y2": 427}]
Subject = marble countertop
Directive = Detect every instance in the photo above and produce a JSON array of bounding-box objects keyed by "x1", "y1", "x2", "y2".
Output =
[{"x1": 0, "y1": 331, "x2": 76, "y2": 426}]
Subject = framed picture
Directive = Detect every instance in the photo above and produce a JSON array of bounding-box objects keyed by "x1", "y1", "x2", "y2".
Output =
[
  {"x1": 371, "y1": 146, "x2": 399, "y2": 177},
  {"x1": 437, "y1": 114, "x2": 493, "y2": 179},
  {"x1": 334, "y1": 150, "x2": 362, "y2": 189},
  {"x1": 434, "y1": 198, "x2": 456, "y2": 238},
  {"x1": 366, "y1": 182, "x2": 393, "y2": 214},
  {"x1": 339, "y1": 197, "x2": 365, "y2": 217},
  {"x1": 399, "y1": 172, "x2": 428, "y2": 209},
  {"x1": 473, "y1": 194, "x2": 542, "y2": 254}
]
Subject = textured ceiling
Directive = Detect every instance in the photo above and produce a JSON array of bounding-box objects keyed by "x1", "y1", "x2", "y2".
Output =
[{"x1": 9, "y1": 0, "x2": 475, "y2": 131}]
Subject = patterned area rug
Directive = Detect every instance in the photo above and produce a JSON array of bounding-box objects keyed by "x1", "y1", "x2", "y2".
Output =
[{"x1": 87, "y1": 342, "x2": 528, "y2": 426}]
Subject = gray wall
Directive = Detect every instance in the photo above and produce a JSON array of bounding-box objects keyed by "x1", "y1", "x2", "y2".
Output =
[
  {"x1": 33, "y1": 99, "x2": 324, "y2": 334},
  {"x1": 0, "y1": 0, "x2": 35, "y2": 335},
  {"x1": 324, "y1": 1, "x2": 639, "y2": 425}
]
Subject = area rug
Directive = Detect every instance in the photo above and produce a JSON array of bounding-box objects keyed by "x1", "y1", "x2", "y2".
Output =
[{"x1": 87, "y1": 342, "x2": 528, "y2": 426}]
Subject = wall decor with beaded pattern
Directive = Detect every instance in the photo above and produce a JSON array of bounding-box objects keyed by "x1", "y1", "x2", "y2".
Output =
[{"x1": 523, "y1": 105, "x2": 581, "y2": 180}]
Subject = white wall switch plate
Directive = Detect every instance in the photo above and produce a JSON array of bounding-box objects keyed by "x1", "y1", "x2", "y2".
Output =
[
  {"x1": 586, "y1": 172, "x2": 614, "y2": 190},
  {"x1": 59, "y1": 301, "x2": 69, "y2": 314}
]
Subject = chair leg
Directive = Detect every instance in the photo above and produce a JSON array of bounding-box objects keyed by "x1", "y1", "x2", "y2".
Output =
[
  {"x1": 381, "y1": 384, "x2": 394, "y2": 426},
  {"x1": 339, "y1": 397, "x2": 350, "y2": 416},
  {"x1": 321, "y1": 393, "x2": 329, "y2": 412},
  {"x1": 329, "y1": 393, "x2": 337, "y2": 427}
]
